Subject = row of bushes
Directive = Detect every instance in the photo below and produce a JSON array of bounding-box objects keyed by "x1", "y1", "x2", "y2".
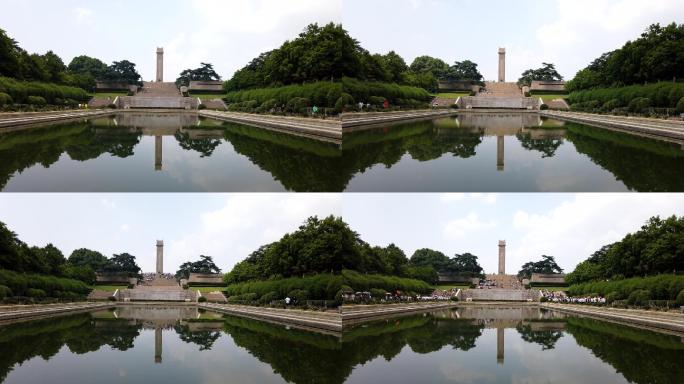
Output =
[
  {"x1": 0, "y1": 269, "x2": 91, "y2": 298},
  {"x1": 224, "y1": 269, "x2": 434, "y2": 305},
  {"x1": 224, "y1": 78, "x2": 432, "y2": 114},
  {"x1": 567, "y1": 82, "x2": 684, "y2": 111},
  {"x1": 567, "y1": 274, "x2": 684, "y2": 303},
  {"x1": 0, "y1": 77, "x2": 90, "y2": 105}
]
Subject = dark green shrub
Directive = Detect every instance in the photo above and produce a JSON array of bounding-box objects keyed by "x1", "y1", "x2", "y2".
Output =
[
  {"x1": 369, "y1": 288, "x2": 387, "y2": 299},
  {"x1": 198, "y1": 296, "x2": 208, "y2": 302},
  {"x1": 676, "y1": 289, "x2": 684, "y2": 306},
  {"x1": 628, "y1": 97, "x2": 651, "y2": 113},
  {"x1": 469, "y1": 90, "x2": 476, "y2": 96},
  {"x1": 539, "y1": 296, "x2": 548, "y2": 302},
  {"x1": 568, "y1": 82, "x2": 684, "y2": 109},
  {"x1": 0, "y1": 92, "x2": 13, "y2": 106},
  {"x1": 335, "y1": 93, "x2": 355, "y2": 112},
  {"x1": 676, "y1": 97, "x2": 684, "y2": 114},
  {"x1": 450, "y1": 296, "x2": 459, "y2": 301},
  {"x1": 0, "y1": 285, "x2": 12, "y2": 298},
  {"x1": 107, "y1": 295, "x2": 117, "y2": 301},
  {"x1": 605, "y1": 291, "x2": 622, "y2": 304},
  {"x1": 0, "y1": 269, "x2": 91, "y2": 297},
  {"x1": 524, "y1": 91, "x2": 531, "y2": 97},
  {"x1": 539, "y1": 104, "x2": 549, "y2": 110},
  {"x1": 259, "y1": 291, "x2": 279, "y2": 304},
  {"x1": 27, "y1": 96, "x2": 47, "y2": 106},
  {"x1": 286, "y1": 97, "x2": 310, "y2": 113},
  {"x1": 107, "y1": 103, "x2": 117, "y2": 109},
  {"x1": 287, "y1": 289, "x2": 309, "y2": 302},
  {"x1": 602, "y1": 98, "x2": 622, "y2": 111},
  {"x1": 627, "y1": 289, "x2": 651, "y2": 306},
  {"x1": 368, "y1": 96, "x2": 386, "y2": 107},
  {"x1": 197, "y1": 104, "x2": 207, "y2": 110},
  {"x1": 26, "y1": 288, "x2": 47, "y2": 298},
  {"x1": 260, "y1": 99, "x2": 278, "y2": 110}
]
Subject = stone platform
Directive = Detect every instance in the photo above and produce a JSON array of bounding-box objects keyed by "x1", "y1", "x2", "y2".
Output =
[{"x1": 462, "y1": 289, "x2": 539, "y2": 302}]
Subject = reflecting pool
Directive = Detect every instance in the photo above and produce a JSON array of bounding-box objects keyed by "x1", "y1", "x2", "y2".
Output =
[
  {"x1": 1, "y1": 305, "x2": 682, "y2": 384},
  {"x1": 1, "y1": 112, "x2": 683, "y2": 191}
]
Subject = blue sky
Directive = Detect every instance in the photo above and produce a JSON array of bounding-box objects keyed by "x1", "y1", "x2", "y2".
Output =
[
  {"x1": 1, "y1": 193, "x2": 682, "y2": 275},
  {"x1": 1, "y1": 0, "x2": 681, "y2": 82}
]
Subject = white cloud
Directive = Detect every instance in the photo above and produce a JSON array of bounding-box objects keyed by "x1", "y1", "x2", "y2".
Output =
[
  {"x1": 509, "y1": 194, "x2": 684, "y2": 272},
  {"x1": 443, "y1": 213, "x2": 498, "y2": 238},
  {"x1": 74, "y1": 7, "x2": 93, "y2": 24},
  {"x1": 162, "y1": 0, "x2": 342, "y2": 80},
  {"x1": 168, "y1": 194, "x2": 341, "y2": 271},
  {"x1": 440, "y1": 193, "x2": 498, "y2": 204},
  {"x1": 120, "y1": 224, "x2": 130, "y2": 232},
  {"x1": 533, "y1": 0, "x2": 684, "y2": 77}
]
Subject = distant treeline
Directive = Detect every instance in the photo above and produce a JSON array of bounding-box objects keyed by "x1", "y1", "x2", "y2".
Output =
[
  {"x1": 566, "y1": 215, "x2": 684, "y2": 285},
  {"x1": 224, "y1": 23, "x2": 483, "y2": 93},
  {"x1": 0, "y1": 27, "x2": 142, "y2": 92},
  {"x1": 566, "y1": 23, "x2": 684, "y2": 92}
]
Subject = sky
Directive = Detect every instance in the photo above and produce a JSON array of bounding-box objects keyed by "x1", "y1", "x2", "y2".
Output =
[
  {"x1": 0, "y1": 193, "x2": 682, "y2": 275},
  {"x1": 0, "y1": 0, "x2": 681, "y2": 82}
]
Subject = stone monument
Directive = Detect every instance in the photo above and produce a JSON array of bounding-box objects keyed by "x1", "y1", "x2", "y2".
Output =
[
  {"x1": 156, "y1": 240, "x2": 163, "y2": 276},
  {"x1": 498, "y1": 48, "x2": 506, "y2": 83},
  {"x1": 498, "y1": 240, "x2": 506, "y2": 275},
  {"x1": 156, "y1": 47, "x2": 164, "y2": 83}
]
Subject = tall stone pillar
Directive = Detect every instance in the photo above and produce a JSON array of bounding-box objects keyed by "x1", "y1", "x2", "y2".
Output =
[
  {"x1": 154, "y1": 326, "x2": 162, "y2": 363},
  {"x1": 498, "y1": 240, "x2": 506, "y2": 275},
  {"x1": 498, "y1": 48, "x2": 506, "y2": 83},
  {"x1": 155, "y1": 136, "x2": 162, "y2": 171},
  {"x1": 156, "y1": 47, "x2": 164, "y2": 83},
  {"x1": 496, "y1": 135, "x2": 504, "y2": 171},
  {"x1": 496, "y1": 327, "x2": 504, "y2": 364},
  {"x1": 156, "y1": 240, "x2": 163, "y2": 276}
]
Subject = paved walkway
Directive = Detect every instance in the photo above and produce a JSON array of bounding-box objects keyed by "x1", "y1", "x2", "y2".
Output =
[
  {"x1": 0, "y1": 109, "x2": 113, "y2": 130},
  {"x1": 542, "y1": 303, "x2": 684, "y2": 334},
  {"x1": 541, "y1": 110, "x2": 684, "y2": 142},
  {"x1": 0, "y1": 302, "x2": 113, "y2": 324}
]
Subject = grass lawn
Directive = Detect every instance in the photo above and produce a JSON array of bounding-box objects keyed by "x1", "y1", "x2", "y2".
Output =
[
  {"x1": 91, "y1": 285, "x2": 127, "y2": 292},
  {"x1": 192, "y1": 286, "x2": 227, "y2": 293},
  {"x1": 89, "y1": 92, "x2": 127, "y2": 98},
  {"x1": 533, "y1": 94, "x2": 569, "y2": 102},
  {"x1": 431, "y1": 284, "x2": 470, "y2": 290},
  {"x1": 190, "y1": 93, "x2": 226, "y2": 100},
  {"x1": 431, "y1": 92, "x2": 470, "y2": 98}
]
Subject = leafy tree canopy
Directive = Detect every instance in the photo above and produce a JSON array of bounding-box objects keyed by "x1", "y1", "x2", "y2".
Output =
[
  {"x1": 517, "y1": 62, "x2": 563, "y2": 87},
  {"x1": 517, "y1": 255, "x2": 564, "y2": 280},
  {"x1": 175, "y1": 255, "x2": 222, "y2": 280},
  {"x1": 175, "y1": 62, "x2": 221, "y2": 87}
]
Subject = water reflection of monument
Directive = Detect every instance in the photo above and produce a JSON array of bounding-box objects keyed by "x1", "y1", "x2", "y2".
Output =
[
  {"x1": 452, "y1": 306, "x2": 568, "y2": 364},
  {"x1": 92, "y1": 306, "x2": 224, "y2": 364},
  {"x1": 92, "y1": 113, "x2": 225, "y2": 171},
  {"x1": 442, "y1": 113, "x2": 567, "y2": 171}
]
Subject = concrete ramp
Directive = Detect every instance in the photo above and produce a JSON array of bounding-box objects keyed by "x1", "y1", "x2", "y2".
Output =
[{"x1": 462, "y1": 288, "x2": 539, "y2": 302}]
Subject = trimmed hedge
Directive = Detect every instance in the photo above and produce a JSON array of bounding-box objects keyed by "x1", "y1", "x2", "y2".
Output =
[
  {"x1": 225, "y1": 81, "x2": 341, "y2": 108},
  {"x1": 567, "y1": 274, "x2": 684, "y2": 301},
  {"x1": 568, "y1": 82, "x2": 684, "y2": 110},
  {"x1": 225, "y1": 269, "x2": 433, "y2": 303},
  {"x1": 677, "y1": 96, "x2": 684, "y2": 114},
  {"x1": 0, "y1": 269, "x2": 91, "y2": 298},
  {"x1": 0, "y1": 77, "x2": 90, "y2": 105},
  {"x1": 0, "y1": 92, "x2": 12, "y2": 106},
  {"x1": 342, "y1": 77, "x2": 432, "y2": 104}
]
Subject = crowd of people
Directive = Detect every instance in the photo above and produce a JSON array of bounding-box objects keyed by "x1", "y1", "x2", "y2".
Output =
[{"x1": 540, "y1": 290, "x2": 607, "y2": 304}]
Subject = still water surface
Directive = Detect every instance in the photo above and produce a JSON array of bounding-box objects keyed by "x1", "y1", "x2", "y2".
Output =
[
  {"x1": 0, "y1": 305, "x2": 682, "y2": 384},
  {"x1": 1, "y1": 112, "x2": 683, "y2": 191}
]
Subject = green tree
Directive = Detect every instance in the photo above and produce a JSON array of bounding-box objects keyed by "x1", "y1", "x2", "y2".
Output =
[
  {"x1": 375, "y1": 243, "x2": 408, "y2": 275},
  {"x1": 104, "y1": 60, "x2": 142, "y2": 85},
  {"x1": 175, "y1": 255, "x2": 222, "y2": 280},
  {"x1": 68, "y1": 248, "x2": 109, "y2": 271},
  {"x1": 409, "y1": 248, "x2": 450, "y2": 270},
  {"x1": 41, "y1": 51, "x2": 66, "y2": 83},
  {"x1": 381, "y1": 51, "x2": 408, "y2": 83},
  {"x1": 104, "y1": 253, "x2": 141, "y2": 277},
  {"x1": 0, "y1": 28, "x2": 21, "y2": 78},
  {"x1": 175, "y1": 62, "x2": 222, "y2": 87},
  {"x1": 517, "y1": 63, "x2": 564, "y2": 87},
  {"x1": 409, "y1": 55, "x2": 449, "y2": 78},
  {"x1": 445, "y1": 60, "x2": 483, "y2": 82},
  {"x1": 517, "y1": 255, "x2": 563, "y2": 279},
  {"x1": 449, "y1": 252, "x2": 484, "y2": 277}
]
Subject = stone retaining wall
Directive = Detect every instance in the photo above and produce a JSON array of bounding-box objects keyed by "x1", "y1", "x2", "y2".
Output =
[{"x1": 457, "y1": 96, "x2": 540, "y2": 110}]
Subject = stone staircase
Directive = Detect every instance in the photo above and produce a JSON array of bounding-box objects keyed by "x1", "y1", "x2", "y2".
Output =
[
  {"x1": 140, "y1": 82, "x2": 181, "y2": 97},
  {"x1": 462, "y1": 288, "x2": 539, "y2": 302},
  {"x1": 199, "y1": 291, "x2": 227, "y2": 303},
  {"x1": 120, "y1": 287, "x2": 196, "y2": 302},
  {"x1": 479, "y1": 82, "x2": 522, "y2": 97},
  {"x1": 486, "y1": 274, "x2": 524, "y2": 290},
  {"x1": 87, "y1": 289, "x2": 116, "y2": 301}
]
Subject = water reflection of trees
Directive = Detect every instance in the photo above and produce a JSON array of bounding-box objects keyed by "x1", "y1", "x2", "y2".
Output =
[
  {"x1": 174, "y1": 132, "x2": 222, "y2": 158},
  {"x1": 173, "y1": 323, "x2": 221, "y2": 351},
  {"x1": 565, "y1": 123, "x2": 684, "y2": 191},
  {"x1": 565, "y1": 317, "x2": 684, "y2": 384},
  {"x1": 0, "y1": 123, "x2": 141, "y2": 190},
  {"x1": 515, "y1": 323, "x2": 563, "y2": 350},
  {"x1": 222, "y1": 312, "x2": 484, "y2": 384},
  {"x1": 515, "y1": 132, "x2": 563, "y2": 158},
  {"x1": 0, "y1": 313, "x2": 141, "y2": 382}
]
